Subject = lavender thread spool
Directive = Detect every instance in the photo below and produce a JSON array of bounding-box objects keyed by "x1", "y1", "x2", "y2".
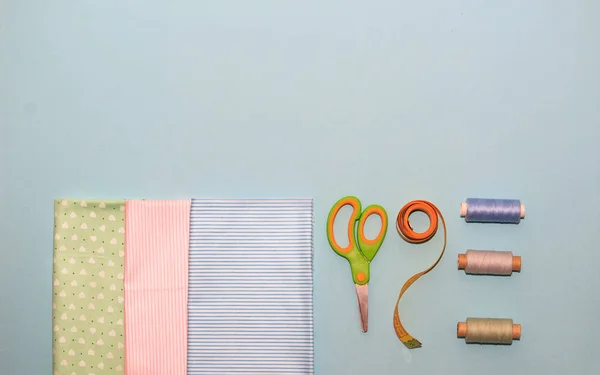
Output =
[
  {"x1": 460, "y1": 198, "x2": 525, "y2": 224},
  {"x1": 458, "y1": 250, "x2": 521, "y2": 276}
]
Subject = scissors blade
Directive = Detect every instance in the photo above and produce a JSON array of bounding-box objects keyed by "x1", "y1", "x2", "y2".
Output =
[{"x1": 355, "y1": 284, "x2": 368, "y2": 332}]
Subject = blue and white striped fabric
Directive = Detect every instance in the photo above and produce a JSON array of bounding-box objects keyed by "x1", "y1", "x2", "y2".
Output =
[{"x1": 188, "y1": 199, "x2": 314, "y2": 375}]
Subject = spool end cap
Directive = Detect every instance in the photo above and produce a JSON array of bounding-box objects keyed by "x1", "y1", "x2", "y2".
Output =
[
  {"x1": 457, "y1": 254, "x2": 467, "y2": 270},
  {"x1": 457, "y1": 322, "x2": 467, "y2": 338},
  {"x1": 513, "y1": 324, "x2": 521, "y2": 340},
  {"x1": 513, "y1": 256, "x2": 522, "y2": 272},
  {"x1": 460, "y1": 202, "x2": 467, "y2": 217}
]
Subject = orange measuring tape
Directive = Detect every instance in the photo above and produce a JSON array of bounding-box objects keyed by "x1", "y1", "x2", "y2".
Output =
[{"x1": 393, "y1": 200, "x2": 447, "y2": 349}]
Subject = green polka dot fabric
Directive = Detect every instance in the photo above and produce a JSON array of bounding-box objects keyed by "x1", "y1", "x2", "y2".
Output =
[{"x1": 52, "y1": 199, "x2": 125, "y2": 374}]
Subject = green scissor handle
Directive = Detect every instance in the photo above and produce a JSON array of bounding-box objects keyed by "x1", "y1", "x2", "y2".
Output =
[{"x1": 326, "y1": 196, "x2": 388, "y2": 285}]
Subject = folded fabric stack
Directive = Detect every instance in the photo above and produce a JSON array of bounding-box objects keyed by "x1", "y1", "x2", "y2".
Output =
[{"x1": 52, "y1": 198, "x2": 314, "y2": 375}]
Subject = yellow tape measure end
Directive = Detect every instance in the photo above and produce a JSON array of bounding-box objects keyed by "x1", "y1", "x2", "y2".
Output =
[{"x1": 402, "y1": 338, "x2": 422, "y2": 349}]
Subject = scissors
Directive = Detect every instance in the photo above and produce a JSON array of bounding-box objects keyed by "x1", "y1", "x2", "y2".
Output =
[{"x1": 326, "y1": 196, "x2": 388, "y2": 332}]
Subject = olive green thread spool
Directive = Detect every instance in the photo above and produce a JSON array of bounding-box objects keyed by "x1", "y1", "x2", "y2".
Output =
[{"x1": 457, "y1": 318, "x2": 521, "y2": 345}]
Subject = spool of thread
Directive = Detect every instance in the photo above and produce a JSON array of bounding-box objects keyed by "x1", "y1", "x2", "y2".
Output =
[
  {"x1": 458, "y1": 250, "x2": 521, "y2": 276},
  {"x1": 457, "y1": 318, "x2": 521, "y2": 344},
  {"x1": 460, "y1": 198, "x2": 525, "y2": 224}
]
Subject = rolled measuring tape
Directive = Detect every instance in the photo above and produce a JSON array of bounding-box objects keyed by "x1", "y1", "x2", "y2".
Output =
[
  {"x1": 457, "y1": 318, "x2": 521, "y2": 345},
  {"x1": 393, "y1": 200, "x2": 446, "y2": 349}
]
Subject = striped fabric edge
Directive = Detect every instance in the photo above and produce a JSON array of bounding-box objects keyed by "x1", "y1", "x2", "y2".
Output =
[
  {"x1": 124, "y1": 200, "x2": 191, "y2": 375},
  {"x1": 187, "y1": 198, "x2": 314, "y2": 375}
]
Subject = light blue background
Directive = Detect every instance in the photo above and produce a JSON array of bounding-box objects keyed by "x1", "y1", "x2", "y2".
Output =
[{"x1": 2, "y1": 1, "x2": 599, "y2": 374}]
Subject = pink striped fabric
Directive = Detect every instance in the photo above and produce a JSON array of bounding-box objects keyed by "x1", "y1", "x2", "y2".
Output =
[{"x1": 124, "y1": 200, "x2": 191, "y2": 375}]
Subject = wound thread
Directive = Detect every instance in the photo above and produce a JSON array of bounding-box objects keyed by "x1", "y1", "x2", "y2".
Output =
[
  {"x1": 457, "y1": 318, "x2": 521, "y2": 344},
  {"x1": 458, "y1": 250, "x2": 521, "y2": 275},
  {"x1": 460, "y1": 198, "x2": 525, "y2": 224}
]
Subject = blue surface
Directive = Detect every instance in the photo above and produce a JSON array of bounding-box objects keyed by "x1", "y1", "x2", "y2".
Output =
[{"x1": 1, "y1": 1, "x2": 599, "y2": 374}]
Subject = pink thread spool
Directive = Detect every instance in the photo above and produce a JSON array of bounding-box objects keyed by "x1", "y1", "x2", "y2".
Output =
[{"x1": 458, "y1": 250, "x2": 521, "y2": 276}]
